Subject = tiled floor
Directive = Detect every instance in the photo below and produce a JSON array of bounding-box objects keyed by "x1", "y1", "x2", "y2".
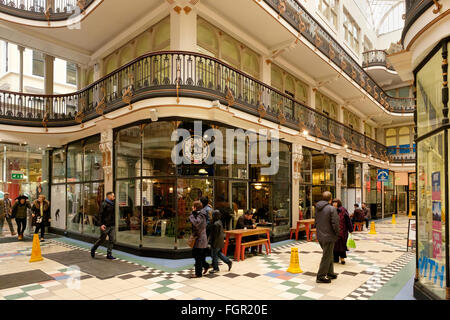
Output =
[{"x1": 0, "y1": 216, "x2": 415, "y2": 300}]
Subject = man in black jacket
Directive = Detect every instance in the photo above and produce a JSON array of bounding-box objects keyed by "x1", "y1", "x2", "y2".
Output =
[
  {"x1": 315, "y1": 191, "x2": 340, "y2": 283},
  {"x1": 91, "y1": 192, "x2": 116, "y2": 260}
]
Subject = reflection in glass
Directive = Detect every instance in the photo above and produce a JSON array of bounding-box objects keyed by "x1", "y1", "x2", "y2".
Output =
[{"x1": 116, "y1": 179, "x2": 140, "y2": 246}]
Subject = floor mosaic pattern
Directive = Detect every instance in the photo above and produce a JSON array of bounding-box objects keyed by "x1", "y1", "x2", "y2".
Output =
[{"x1": 0, "y1": 216, "x2": 415, "y2": 300}]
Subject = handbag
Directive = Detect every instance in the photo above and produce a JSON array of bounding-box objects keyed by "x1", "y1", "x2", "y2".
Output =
[
  {"x1": 347, "y1": 233, "x2": 356, "y2": 249},
  {"x1": 187, "y1": 234, "x2": 198, "y2": 248}
]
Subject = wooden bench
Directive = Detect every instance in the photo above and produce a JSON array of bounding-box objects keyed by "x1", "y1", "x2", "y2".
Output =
[
  {"x1": 240, "y1": 239, "x2": 270, "y2": 261},
  {"x1": 289, "y1": 221, "x2": 306, "y2": 240},
  {"x1": 353, "y1": 222, "x2": 364, "y2": 232}
]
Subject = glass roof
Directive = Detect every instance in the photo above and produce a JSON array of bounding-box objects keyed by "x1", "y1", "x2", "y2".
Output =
[{"x1": 358, "y1": 0, "x2": 405, "y2": 35}]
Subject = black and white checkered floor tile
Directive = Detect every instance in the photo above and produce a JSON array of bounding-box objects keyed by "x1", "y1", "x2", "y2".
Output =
[{"x1": 344, "y1": 251, "x2": 415, "y2": 300}]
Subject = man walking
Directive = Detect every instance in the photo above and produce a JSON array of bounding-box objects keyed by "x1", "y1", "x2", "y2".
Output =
[
  {"x1": 362, "y1": 202, "x2": 371, "y2": 229},
  {"x1": 0, "y1": 192, "x2": 16, "y2": 236},
  {"x1": 315, "y1": 191, "x2": 340, "y2": 283},
  {"x1": 91, "y1": 192, "x2": 116, "y2": 260}
]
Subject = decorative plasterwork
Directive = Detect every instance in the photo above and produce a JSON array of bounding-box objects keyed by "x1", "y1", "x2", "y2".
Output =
[
  {"x1": 292, "y1": 143, "x2": 303, "y2": 183},
  {"x1": 99, "y1": 130, "x2": 113, "y2": 178}
]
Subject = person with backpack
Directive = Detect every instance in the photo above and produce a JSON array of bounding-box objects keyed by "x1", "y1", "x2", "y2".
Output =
[
  {"x1": 31, "y1": 195, "x2": 51, "y2": 241},
  {"x1": 208, "y1": 210, "x2": 232, "y2": 273},
  {"x1": 315, "y1": 191, "x2": 340, "y2": 283},
  {"x1": 90, "y1": 192, "x2": 116, "y2": 260}
]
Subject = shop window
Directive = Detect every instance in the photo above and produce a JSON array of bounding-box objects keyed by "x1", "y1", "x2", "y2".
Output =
[
  {"x1": 398, "y1": 127, "x2": 411, "y2": 147},
  {"x1": 197, "y1": 20, "x2": 219, "y2": 56},
  {"x1": 417, "y1": 47, "x2": 443, "y2": 136},
  {"x1": 52, "y1": 148, "x2": 66, "y2": 184},
  {"x1": 385, "y1": 128, "x2": 397, "y2": 147}
]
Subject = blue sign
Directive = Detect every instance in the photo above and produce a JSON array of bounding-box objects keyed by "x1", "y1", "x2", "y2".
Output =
[{"x1": 377, "y1": 169, "x2": 389, "y2": 182}]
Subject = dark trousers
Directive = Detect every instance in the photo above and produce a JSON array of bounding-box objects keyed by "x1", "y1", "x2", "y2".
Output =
[
  {"x1": 192, "y1": 248, "x2": 209, "y2": 276},
  {"x1": 0, "y1": 215, "x2": 15, "y2": 234},
  {"x1": 211, "y1": 247, "x2": 231, "y2": 271},
  {"x1": 34, "y1": 224, "x2": 45, "y2": 238},
  {"x1": 91, "y1": 226, "x2": 115, "y2": 255},
  {"x1": 317, "y1": 241, "x2": 335, "y2": 278},
  {"x1": 365, "y1": 218, "x2": 370, "y2": 229},
  {"x1": 333, "y1": 250, "x2": 347, "y2": 262},
  {"x1": 15, "y1": 218, "x2": 27, "y2": 235}
]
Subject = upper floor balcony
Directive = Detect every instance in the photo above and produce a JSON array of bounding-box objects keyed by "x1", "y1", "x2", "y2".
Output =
[
  {"x1": 362, "y1": 50, "x2": 395, "y2": 71},
  {"x1": 0, "y1": 50, "x2": 395, "y2": 162},
  {"x1": 402, "y1": 0, "x2": 442, "y2": 44},
  {"x1": 387, "y1": 145, "x2": 416, "y2": 164},
  {"x1": 262, "y1": 0, "x2": 415, "y2": 115}
]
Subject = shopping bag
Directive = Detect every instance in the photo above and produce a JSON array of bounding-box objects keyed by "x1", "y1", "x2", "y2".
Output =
[{"x1": 347, "y1": 233, "x2": 356, "y2": 249}]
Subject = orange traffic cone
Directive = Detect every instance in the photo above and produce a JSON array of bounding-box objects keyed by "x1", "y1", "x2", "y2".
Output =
[{"x1": 29, "y1": 234, "x2": 43, "y2": 263}]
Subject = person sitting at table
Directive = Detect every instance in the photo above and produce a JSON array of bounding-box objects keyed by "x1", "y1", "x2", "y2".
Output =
[
  {"x1": 236, "y1": 210, "x2": 258, "y2": 255},
  {"x1": 352, "y1": 203, "x2": 365, "y2": 228}
]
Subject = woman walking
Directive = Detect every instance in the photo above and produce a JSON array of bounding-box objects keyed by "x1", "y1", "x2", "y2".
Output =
[
  {"x1": 189, "y1": 200, "x2": 210, "y2": 278},
  {"x1": 12, "y1": 195, "x2": 31, "y2": 240},
  {"x1": 31, "y1": 195, "x2": 51, "y2": 242},
  {"x1": 208, "y1": 210, "x2": 232, "y2": 273},
  {"x1": 332, "y1": 199, "x2": 353, "y2": 264}
]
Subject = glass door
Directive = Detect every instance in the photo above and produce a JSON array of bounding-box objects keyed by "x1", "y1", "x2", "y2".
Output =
[{"x1": 398, "y1": 192, "x2": 407, "y2": 215}]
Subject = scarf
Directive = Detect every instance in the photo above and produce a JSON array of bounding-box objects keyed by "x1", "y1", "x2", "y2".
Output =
[{"x1": 105, "y1": 199, "x2": 114, "y2": 206}]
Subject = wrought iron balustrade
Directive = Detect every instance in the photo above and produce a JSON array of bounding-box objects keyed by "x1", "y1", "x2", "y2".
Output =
[
  {"x1": 263, "y1": 0, "x2": 415, "y2": 114},
  {"x1": 0, "y1": 51, "x2": 392, "y2": 161},
  {"x1": 362, "y1": 50, "x2": 395, "y2": 71},
  {"x1": 387, "y1": 147, "x2": 416, "y2": 163},
  {"x1": 403, "y1": 1, "x2": 438, "y2": 44},
  {"x1": 0, "y1": 0, "x2": 95, "y2": 21}
]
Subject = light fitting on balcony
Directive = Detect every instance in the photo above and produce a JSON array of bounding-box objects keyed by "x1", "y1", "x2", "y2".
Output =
[
  {"x1": 303, "y1": 130, "x2": 309, "y2": 136},
  {"x1": 149, "y1": 109, "x2": 158, "y2": 122}
]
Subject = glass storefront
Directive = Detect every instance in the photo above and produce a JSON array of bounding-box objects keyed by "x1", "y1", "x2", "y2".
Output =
[
  {"x1": 341, "y1": 159, "x2": 362, "y2": 213},
  {"x1": 415, "y1": 40, "x2": 448, "y2": 299},
  {"x1": 367, "y1": 166, "x2": 382, "y2": 219},
  {"x1": 384, "y1": 170, "x2": 396, "y2": 217},
  {"x1": 0, "y1": 144, "x2": 49, "y2": 201},
  {"x1": 112, "y1": 119, "x2": 291, "y2": 249},
  {"x1": 408, "y1": 173, "x2": 416, "y2": 216},
  {"x1": 51, "y1": 135, "x2": 104, "y2": 237}
]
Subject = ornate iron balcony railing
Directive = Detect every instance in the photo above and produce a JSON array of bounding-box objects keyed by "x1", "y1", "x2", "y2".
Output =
[
  {"x1": 0, "y1": 0, "x2": 95, "y2": 21},
  {"x1": 0, "y1": 51, "x2": 391, "y2": 160},
  {"x1": 263, "y1": 0, "x2": 415, "y2": 114},
  {"x1": 362, "y1": 50, "x2": 395, "y2": 71},
  {"x1": 403, "y1": 0, "x2": 440, "y2": 44},
  {"x1": 388, "y1": 147, "x2": 416, "y2": 164}
]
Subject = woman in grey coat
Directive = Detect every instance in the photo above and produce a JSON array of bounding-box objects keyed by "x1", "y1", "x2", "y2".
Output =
[{"x1": 189, "y1": 200, "x2": 210, "y2": 278}]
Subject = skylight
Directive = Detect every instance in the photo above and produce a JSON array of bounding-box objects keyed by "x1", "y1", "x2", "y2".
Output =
[{"x1": 358, "y1": 0, "x2": 405, "y2": 36}]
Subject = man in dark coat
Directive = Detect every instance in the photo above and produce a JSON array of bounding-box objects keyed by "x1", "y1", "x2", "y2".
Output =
[
  {"x1": 91, "y1": 192, "x2": 116, "y2": 260},
  {"x1": 362, "y1": 202, "x2": 371, "y2": 229},
  {"x1": 352, "y1": 203, "x2": 365, "y2": 226},
  {"x1": 208, "y1": 210, "x2": 232, "y2": 273},
  {"x1": 315, "y1": 191, "x2": 340, "y2": 283}
]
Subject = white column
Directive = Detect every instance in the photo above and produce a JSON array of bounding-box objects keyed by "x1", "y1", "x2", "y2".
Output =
[
  {"x1": 44, "y1": 54, "x2": 54, "y2": 95},
  {"x1": 339, "y1": 105, "x2": 345, "y2": 123},
  {"x1": 18, "y1": 46, "x2": 25, "y2": 93},
  {"x1": 335, "y1": 155, "x2": 344, "y2": 200},
  {"x1": 292, "y1": 143, "x2": 302, "y2": 227},
  {"x1": 309, "y1": 87, "x2": 316, "y2": 109},
  {"x1": 362, "y1": 162, "x2": 369, "y2": 203},
  {"x1": 170, "y1": 1, "x2": 198, "y2": 51},
  {"x1": 261, "y1": 58, "x2": 271, "y2": 85}
]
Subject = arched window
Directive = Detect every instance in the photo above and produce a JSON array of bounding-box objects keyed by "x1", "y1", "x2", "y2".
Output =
[
  {"x1": 153, "y1": 17, "x2": 170, "y2": 51},
  {"x1": 398, "y1": 127, "x2": 410, "y2": 146},
  {"x1": 136, "y1": 32, "x2": 151, "y2": 58},
  {"x1": 271, "y1": 65, "x2": 283, "y2": 92},
  {"x1": 364, "y1": 123, "x2": 373, "y2": 138},
  {"x1": 242, "y1": 49, "x2": 260, "y2": 79},
  {"x1": 221, "y1": 36, "x2": 240, "y2": 69},
  {"x1": 385, "y1": 128, "x2": 397, "y2": 146},
  {"x1": 197, "y1": 20, "x2": 219, "y2": 56}
]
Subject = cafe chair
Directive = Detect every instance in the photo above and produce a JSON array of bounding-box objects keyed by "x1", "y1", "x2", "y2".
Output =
[
  {"x1": 289, "y1": 221, "x2": 306, "y2": 240},
  {"x1": 353, "y1": 222, "x2": 364, "y2": 232}
]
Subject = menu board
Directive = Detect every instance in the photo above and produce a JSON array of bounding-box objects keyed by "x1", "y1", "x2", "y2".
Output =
[{"x1": 407, "y1": 219, "x2": 416, "y2": 252}]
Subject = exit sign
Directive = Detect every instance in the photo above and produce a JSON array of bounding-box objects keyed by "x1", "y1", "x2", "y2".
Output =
[{"x1": 11, "y1": 171, "x2": 24, "y2": 180}]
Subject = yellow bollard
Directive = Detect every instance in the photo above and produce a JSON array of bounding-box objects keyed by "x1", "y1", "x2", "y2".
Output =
[
  {"x1": 368, "y1": 221, "x2": 377, "y2": 234},
  {"x1": 29, "y1": 234, "x2": 43, "y2": 263},
  {"x1": 287, "y1": 247, "x2": 303, "y2": 274},
  {"x1": 392, "y1": 214, "x2": 396, "y2": 225},
  {"x1": 408, "y1": 210, "x2": 412, "y2": 219}
]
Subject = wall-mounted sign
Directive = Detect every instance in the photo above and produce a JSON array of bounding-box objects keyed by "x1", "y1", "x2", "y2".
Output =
[
  {"x1": 11, "y1": 171, "x2": 24, "y2": 180},
  {"x1": 377, "y1": 169, "x2": 389, "y2": 182}
]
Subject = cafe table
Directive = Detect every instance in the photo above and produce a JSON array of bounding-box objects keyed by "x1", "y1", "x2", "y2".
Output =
[
  {"x1": 298, "y1": 219, "x2": 315, "y2": 241},
  {"x1": 222, "y1": 227, "x2": 271, "y2": 262}
]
